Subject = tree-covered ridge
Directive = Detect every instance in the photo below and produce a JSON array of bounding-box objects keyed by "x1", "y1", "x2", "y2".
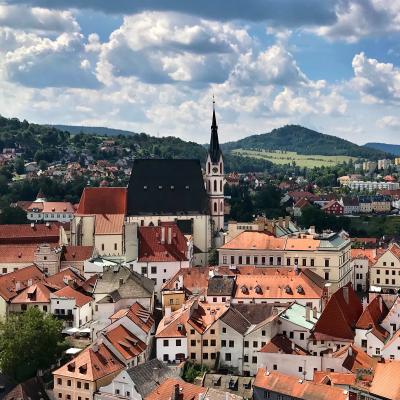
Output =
[
  {"x1": 222, "y1": 125, "x2": 387, "y2": 158},
  {"x1": 364, "y1": 142, "x2": 400, "y2": 156}
]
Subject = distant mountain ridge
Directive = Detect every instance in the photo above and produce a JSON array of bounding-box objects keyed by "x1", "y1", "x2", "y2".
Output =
[
  {"x1": 222, "y1": 125, "x2": 387, "y2": 158},
  {"x1": 51, "y1": 124, "x2": 137, "y2": 137},
  {"x1": 364, "y1": 142, "x2": 400, "y2": 156}
]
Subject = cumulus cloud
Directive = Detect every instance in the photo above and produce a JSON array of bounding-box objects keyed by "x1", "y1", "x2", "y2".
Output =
[
  {"x1": 314, "y1": 0, "x2": 400, "y2": 42},
  {"x1": 96, "y1": 12, "x2": 252, "y2": 85},
  {"x1": 0, "y1": 4, "x2": 79, "y2": 32},
  {"x1": 4, "y1": 0, "x2": 339, "y2": 27},
  {"x1": 351, "y1": 52, "x2": 400, "y2": 104},
  {"x1": 377, "y1": 115, "x2": 400, "y2": 129}
]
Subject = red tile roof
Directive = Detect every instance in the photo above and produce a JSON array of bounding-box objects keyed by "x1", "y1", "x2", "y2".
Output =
[
  {"x1": 52, "y1": 285, "x2": 92, "y2": 307},
  {"x1": 260, "y1": 334, "x2": 308, "y2": 355},
  {"x1": 253, "y1": 369, "x2": 348, "y2": 400},
  {"x1": 333, "y1": 344, "x2": 377, "y2": 373},
  {"x1": 103, "y1": 324, "x2": 146, "y2": 362},
  {"x1": 356, "y1": 296, "x2": 389, "y2": 330},
  {"x1": 222, "y1": 231, "x2": 286, "y2": 250},
  {"x1": 10, "y1": 282, "x2": 52, "y2": 304},
  {"x1": 95, "y1": 214, "x2": 124, "y2": 235},
  {"x1": 0, "y1": 265, "x2": 44, "y2": 301},
  {"x1": 0, "y1": 224, "x2": 60, "y2": 244},
  {"x1": 0, "y1": 244, "x2": 37, "y2": 263},
  {"x1": 313, "y1": 371, "x2": 356, "y2": 386},
  {"x1": 28, "y1": 201, "x2": 74, "y2": 213},
  {"x1": 145, "y1": 378, "x2": 206, "y2": 400},
  {"x1": 110, "y1": 302, "x2": 154, "y2": 334},
  {"x1": 53, "y1": 342, "x2": 124, "y2": 382},
  {"x1": 76, "y1": 187, "x2": 127, "y2": 214},
  {"x1": 369, "y1": 361, "x2": 400, "y2": 399},
  {"x1": 351, "y1": 248, "x2": 377, "y2": 263},
  {"x1": 45, "y1": 268, "x2": 85, "y2": 289},
  {"x1": 138, "y1": 223, "x2": 188, "y2": 262},
  {"x1": 61, "y1": 246, "x2": 94, "y2": 262},
  {"x1": 312, "y1": 284, "x2": 362, "y2": 341}
]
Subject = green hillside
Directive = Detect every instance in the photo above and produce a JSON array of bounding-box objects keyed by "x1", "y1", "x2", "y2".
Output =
[
  {"x1": 364, "y1": 142, "x2": 400, "y2": 156},
  {"x1": 222, "y1": 125, "x2": 387, "y2": 159},
  {"x1": 51, "y1": 124, "x2": 137, "y2": 137}
]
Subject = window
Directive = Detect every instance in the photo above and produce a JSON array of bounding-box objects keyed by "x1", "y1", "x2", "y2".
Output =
[
  {"x1": 277, "y1": 257, "x2": 282, "y2": 265},
  {"x1": 67, "y1": 379, "x2": 71, "y2": 386},
  {"x1": 302, "y1": 258, "x2": 307, "y2": 266},
  {"x1": 21, "y1": 304, "x2": 27, "y2": 311},
  {"x1": 126, "y1": 392, "x2": 130, "y2": 397},
  {"x1": 254, "y1": 256, "x2": 258, "y2": 264},
  {"x1": 163, "y1": 340, "x2": 169, "y2": 347},
  {"x1": 57, "y1": 378, "x2": 62, "y2": 385},
  {"x1": 325, "y1": 259, "x2": 330, "y2": 267},
  {"x1": 253, "y1": 341, "x2": 258, "y2": 348},
  {"x1": 222, "y1": 327, "x2": 226, "y2": 333},
  {"x1": 377, "y1": 269, "x2": 380, "y2": 274},
  {"x1": 58, "y1": 394, "x2": 62, "y2": 399},
  {"x1": 2, "y1": 268, "x2": 6, "y2": 273},
  {"x1": 238, "y1": 256, "x2": 243, "y2": 264},
  {"x1": 213, "y1": 297, "x2": 217, "y2": 303},
  {"x1": 269, "y1": 256, "x2": 274, "y2": 265},
  {"x1": 252, "y1": 356, "x2": 257, "y2": 363},
  {"x1": 324, "y1": 271, "x2": 330, "y2": 280},
  {"x1": 190, "y1": 329, "x2": 195, "y2": 334},
  {"x1": 221, "y1": 340, "x2": 226, "y2": 347},
  {"x1": 244, "y1": 355, "x2": 248, "y2": 362},
  {"x1": 273, "y1": 364, "x2": 277, "y2": 370},
  {"x1": 246, "y1": 256, "x2": 250, "y2": 265},
  {"x1": 114, "y1": 243, "x2": 117, "y2": 251},
  {"x1": 230, "y1": 256, "x2": 235, "y2": 264},
  {"x1": 191, "y1": 340, "x2": 196, "y2": 346},
  {"x1": 211, "y1": 353, "x2": 216, "y2": 360},
  {"x1": 222, "y1": 256, "x2": 227, "y2": 264},
  {"x1": 225, "y1": 353, "x2": 231, "y2": 361},
  {"x1": 203, "y1": 353, "x2": 208, "y2": 360},
  {"x1": 311, "y1": 258, "x2": 315, "y2": 267},
  {"x1": 176, "y1": 339, "x2": 181, "y2": 346},
  {"x1": 383, "y1": 262, "x2": 387, "y2": 266},
  {"x1": 163, "y1": 354, "x2": 169, "y2": 361},
  {"x1": 229, "y1": 340, "x2": 234, "y2": 348},
  {"x1": 84, "y1": 383, "x2": 89, "y2": 390},
  {"x1": 376, "y1": 348, "x2": 380, "y2": 355},
  {"x1": 101, "y1": 243, "x2": 104, "y2": 251},
  {"x1": 289, "y1": 332, "x2": 293, "y2": 339},
  {"x1": 43, "y1": 305, "x2": 47, "y2": 312},
  {"x1": 77, "y1": 381, "x2": 81, "y2": 388},
  {"x1": 262, "y1": 257, "x2": 266, "y2": 265},
  {"x1": 386, "y1": 270, "x2": 389, "y2": 275},
  {"x1": 244, "y1": 341, "x2": 249, "y2": 348},
  {"x1": 262, "y1": 330, "x2": 266, "y2": 336},
  {"x1": 203, "y1": 339, "x2": 208, "y2": 346},
  {"x1": 115, "y1": 390, "x2": 120, "y2": 395},
  {"x1": 286, "y1": 258, "x2": 291, "y2": 266},
  {"x1": 211, "y1": 339, "x2": 216, "y2": 346},
  {"x1": 151, "y1": 266, "x2": 157, "y2": 274},
  {"x1": 299, "y1": 366, "x2": 303, "y2": 372},
  {"x1": 377, "y1": 278, "x2": 381, "y2": 284},
  {"x1": 190, "y1": 353, "x2": 196, "y2": 359},
  {"x1": 361, "y1": 340, "x2": 367, "y2": 348},
  {"x1": 300, "y1": 333, "x2": 305, "y2": 340},
  {"x1": 393, "y1": 270, "x2": 396, "y2": 275},
  {"x1": 66, "y1": 396, "x2": 71, "y2": 400}
]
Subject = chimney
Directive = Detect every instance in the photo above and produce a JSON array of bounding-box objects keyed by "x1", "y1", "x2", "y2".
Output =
[
  {"x1": 27, "y1": 279, "x2": 33, "y2": 287},
  {"x1": 164, "y1": 307, "x2": 172, "y2": 318},
  {"x1": 305, "y1": 305, "x2": 311, "y2": 321},
  {"x1": 161, "y1": 227, "x2": 165, "y2": 244},
  {"x1": 15, "y1": 281, "x2": 21, "y2": 291},
  {"x1": 348, "y1": 346, "x2": 353, "y2": 357},
  {"x1": 172, "y1": 383, "x2": 180, "y2": 400},
  {"x1": 168, "y1": 227, "x2": 172, "y2": 245},
  {"x1": 309, "y1": 226, "x2": 316, "y2": 235},
  {"x1": 343, "y1": 286, "x2": 349, "y2": 304}
]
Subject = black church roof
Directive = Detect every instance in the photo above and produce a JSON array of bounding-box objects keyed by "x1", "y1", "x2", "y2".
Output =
[{"x1": 127, "y1": 159, "x2": 209, "y2": 216}]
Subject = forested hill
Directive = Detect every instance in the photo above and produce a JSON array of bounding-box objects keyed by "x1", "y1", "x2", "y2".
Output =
[
  {"x1": 222, "y1": 125, "x2": 387, "y2": 158},
  {"x1": 364, "y1": 142, "x2": 400, "y2": 156},
  {"x1": 52, "y1": 124, "x2": 137, "y2": 137}
]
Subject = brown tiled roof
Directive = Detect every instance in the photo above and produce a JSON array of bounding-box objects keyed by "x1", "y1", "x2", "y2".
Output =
[
  {"x1": 95, "y1": 214, "x2": 124, "y2": 235},
  {"x1": 61, "y1": 246, "x2": 94, "y2": 262},
  {"x1": 156, "y1": 306, "x2": 190, "y2": 339},
  {"x1": 76, "y1": 187, "x2": 127, "y2": 214},
  {"x1": 138, "y1": 223, "x2": 188, "y2": 262},
  {"x1": 222, "y1": 231, "x2": 285, "y2": 250},
  {"x1": 351, "y1": 248, "x2": 377, "y2": 263},
  {"x1": 333, "y1": 344, "x2": 376, "y2": 372},
  {"x1": 52, "y1": 285, "x2": 92, "y2": 307},
  {"x1": 356, "y1": 295, "x2": 389, "y2": 330},
  {"x1": 10, "y1": 282, "x2": 52, "y2": 304},
  {"x1": 0, "y1": 223, "x2": 60, "y2": 244},
  {"x1": 145, "y1": 378, "x2": 206, "y2": 400},
  {"x1": 0, "y1": 265, "x2": 44, "y2": 301},
  {"x1": 293, "y1": 197, "x2": 311, "y2": 209},
  {"x1": 110, "y1": 302, "x2": 154, "y2": 334},
  {"x1": 260, "y1": 334, "x2": 308, "y2": 355},
  {"x1": 45, "y1": 268, "x2": 85, "y2": 289},
  {"x1": 0, "y1": 244, "x2": 37, "y2": 263},
  {"x1": 369, "y1": 361, "x2": 400, "y2": 399},
  {"x1": 313, "y1": 371, "x2": 356, "y2": 386},
  {"x1": 312, "y1": 284, "x2": 362, "y2": 341},
  {"x1": 254, "y1": 369, "x2": 348, "y2": 400},
  {"x1": 28, "y1": 201, "x2": 74, "y2": 213},
  {"x1": 103, "y1": 324, "x2": 146, "y2": 362},
  {"x1": 53, "y1": 342, "x2": 124, "y2": 382}
]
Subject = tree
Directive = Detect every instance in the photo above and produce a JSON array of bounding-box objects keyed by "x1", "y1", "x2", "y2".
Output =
[
  {"x1": 0, "y1": 308, "x2": 66, "y2": 382},
  {"x1": 14, "y1": 157, "x2": 25, "y2": 175},
  {"x1": 208, "y1": 248, "x2": 219, "y2": 265},
  {"x1": 0, "y1": 206, "x2": 27, "y2": 224}
]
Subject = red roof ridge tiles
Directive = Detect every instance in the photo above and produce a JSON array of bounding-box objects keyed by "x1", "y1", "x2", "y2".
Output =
[
  {"x1": 145, "y1": 378, "x2": 206, "y2": 400},
  {"x1": 76, "y1": 187, "x2": 127, "y2": 214}
]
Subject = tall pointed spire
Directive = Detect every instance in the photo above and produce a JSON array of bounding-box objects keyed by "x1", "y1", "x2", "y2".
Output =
[{"x1": 209, "y1": 95, "x2": 221, "y2": 163}]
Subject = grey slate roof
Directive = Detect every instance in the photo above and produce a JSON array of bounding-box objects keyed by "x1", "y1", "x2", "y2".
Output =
[
  {"x1": 94, "y1": 265, "x2": 154, "y2": 299},
  {"x1": 126, "y1": 159, "x2": 209, "y2": 216},
  {"x1": 127, "y1": 358, "x2": 181, "y2": 398},
  {"x1": 207, "y1": 276, "x2": 235, "y2": 296}
]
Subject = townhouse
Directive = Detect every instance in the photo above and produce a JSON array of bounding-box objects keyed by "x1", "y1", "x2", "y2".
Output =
[
  {"x1": 340, "y1": 197, "x2": 360, "y2": 215},
  {"x1": 27, "y1": 200, "x2": 75, "y2": 223},
  {"x1": 218, "y1": 230, "x2": 352, "y2": 291},
  {"x1": 351, "y1": 248, "x2": 378, "y2": 292},
  {"x1": 370, "y1": 243, "x2": 400, "y2": 292},
  {"x1": 321, "y1": 200, "x2": 344, "y2": 215}
]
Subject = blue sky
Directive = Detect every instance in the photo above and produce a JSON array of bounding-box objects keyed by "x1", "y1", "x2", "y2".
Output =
[{"x1": 1, "y1": 0, "x2": 400, "y2": 145}]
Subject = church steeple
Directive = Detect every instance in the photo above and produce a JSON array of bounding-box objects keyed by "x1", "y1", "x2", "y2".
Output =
[{"x1": 209, "y1": 97, "x2": 221, "y2": 163}]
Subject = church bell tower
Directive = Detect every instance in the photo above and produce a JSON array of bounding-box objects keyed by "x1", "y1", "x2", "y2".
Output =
[{"x1": 205, "y1": 98, "x2": 224, "y2": 234}]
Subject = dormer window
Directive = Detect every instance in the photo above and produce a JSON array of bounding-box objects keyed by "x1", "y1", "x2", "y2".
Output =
[{"x1": 241, "y1": 285, "x2": 248, "y2": 294}]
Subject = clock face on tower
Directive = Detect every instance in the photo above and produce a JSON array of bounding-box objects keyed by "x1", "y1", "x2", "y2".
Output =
[{"x1": 212, "y1": 167, "x2": 219, "y2": 173}]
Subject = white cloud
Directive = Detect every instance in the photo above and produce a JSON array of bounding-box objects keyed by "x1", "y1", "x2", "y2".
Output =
[
  {"x1": 351, "y1": 52, "x2": 400, "y2": 104},
  {"x1": 377, "y1": 115, "x2": 400, "y2": 129}
]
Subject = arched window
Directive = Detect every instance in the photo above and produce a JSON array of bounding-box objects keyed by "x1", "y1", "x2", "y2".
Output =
[
  {"x1": 220, "y1": 162, "x2": 222, "y2": 173},
  {"x1": 220, "y1": 180, "x2": 222, "y2": 192},
  {"x1": 208, "y1": 162, "x2": 210, "y2": 174},
  {"x1": 207, "y1": 181, "x2": 210, "y2": 191},
  {"x1": 220, "y1": 201, "x2": 223, "y2": 211},
  {"x1": 214, "y1": 180, "x2": 217, "y2": 192},
  {"x1": 214, "y1": 202, "x2": 217, "y2": 212}
]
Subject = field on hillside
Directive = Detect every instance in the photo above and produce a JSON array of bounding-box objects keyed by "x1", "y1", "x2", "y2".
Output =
[{"x1": 231, "y1": 149, "x2": 355, "y2": 168}]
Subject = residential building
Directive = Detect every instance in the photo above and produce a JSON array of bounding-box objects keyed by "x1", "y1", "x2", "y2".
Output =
[
  {"x1": 219, "y1": 230, "x2": 352, "y2": 291},
  {"x1": 371, "y1": 195, "x2": 392, "y2": 213},
  {"x1": 4, "y1": 377, "x2": 49, "y2": 400},
  {"x1": 359, "y1": 197, "x2": 373, "y2": 213},
  {"x1": 27, "y1": 200, "x2": 75, "y2": 223},
  {"x1": 370, "y1": 243, "x2": 400, "y2": 292},
  {"x1": 128, "y1": 223, "x2": 193, "y2": 298},
  {"x1": 292, "y1": 198, "x2": 311, "y2": 217},
  {"x1": 253, "y1": 369, "x2": 348, "y2": 400},
  {"x1": 345, "y1": 181, "x2": 399, "y2": 191},
  {"x1": 60, "y1": 246, "x2": 95, "y2": 273},
  {"x1": 50, "y1": 285, "x2": 93, "y2": 332},
  {"x1": 340, "y1": 197, "x2": 360, "y2": 215},
  {"x1": 94, "y1": 358, "x2": 181, "y2": 400},
  {"x1": 202, "y1": 374, "x2": 252, "y2": 399},
  {"x1": 9, "y1": 282, "x2": 52, "y2": 313},
  {"x1": 0, "y1": 223, "x2": 66, "y2": 245},
  {"x1": 53, "y1": 343, "x2": 124, "y2": 400},
  {"x1": 378, "y1": 159, "x2": 392, "y2": 170},
  {"x1": 362, "y1": 161, "x2": 377, "y2": 173},
  {"x1": 337, "y1": 175, "x2": 363, "y2": 185},
  {"x1": 351, "y1": 248, "x2": 378, "y2": 292},
  {"x1": 321, "y1": 200, "x2": 344, "y2": 215}
]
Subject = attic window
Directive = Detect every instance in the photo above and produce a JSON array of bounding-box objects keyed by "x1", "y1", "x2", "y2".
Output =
[
  {"x1": 297, "y1": 285, "x2": 304, "y2": 294},
  {"x1": 158, "y1": 185, "x2": 163, "y2": 189},
  {"x1": 255, "y1": 285, "x2": 262, "y2": 294},
  {"x1": 170, "y1": 185, "x2": 175, "y2": 190},
  {"x1": 284, "y1": 285, "x2": 292, "y2": 294},
  {"x1": 241, "y1": 285, "x2": 248, "y2": 294},
  {"x1": 143, "y1": 186, "x2": 147, "y2": 190},
  {"x1": 185, "y1": 185, "x2": 190, "y2": 190}
]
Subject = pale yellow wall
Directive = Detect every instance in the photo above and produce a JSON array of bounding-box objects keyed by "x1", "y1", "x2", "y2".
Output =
[{"x1": 94, "y1": 234, "x2": 123, "y2": 257}]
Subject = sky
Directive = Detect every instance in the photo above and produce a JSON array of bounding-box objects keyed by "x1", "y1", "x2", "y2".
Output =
[{"x1": 0, "y1": 1, "x2": 400, "y2": 145}]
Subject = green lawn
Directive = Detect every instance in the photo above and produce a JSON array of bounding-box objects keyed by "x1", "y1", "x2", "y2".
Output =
[{"x1": 232, "y1": 148, "x2": 355, "y2": 168}]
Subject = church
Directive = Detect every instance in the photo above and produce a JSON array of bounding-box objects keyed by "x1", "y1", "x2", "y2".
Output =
[
  {"x1": 72, "y1": 103, "x2": 225, "y2": 265},
  {"x1": 126, "y1": 103, "x2": 225, "y2": 265}
]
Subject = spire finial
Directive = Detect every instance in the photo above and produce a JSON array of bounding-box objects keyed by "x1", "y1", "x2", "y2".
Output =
[{"x1": 212, "y1": 93, "x2": 215, "y2": 110}]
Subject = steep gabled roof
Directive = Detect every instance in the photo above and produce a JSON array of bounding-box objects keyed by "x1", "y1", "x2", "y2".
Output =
[
  {"x1": 356, "y1": 295, "x2": 388, "y2": 330},
  {"x1": 61, "y1": 245, "x2": 94, "y2": 262},
  {"x1": 312, "y1": 284, "x2": 362, "y2": 341},
  {"x1": 369, "y1": 361, "x2": 400, "y2": 400},
  {"x1": 333, "y1": 344, "x2": 376, "y2": 372},
  {"x1": 260, "y1": 334, "x2": 309, "y2": 355},
  {"x1": 52, "y1": 285, "x2": 92, "y2": 307},
  {"x1": 0, "y1": 223, "x2": 60, "y2": 244},
  {"x1": 145, "y1": 378, "x2": 206, "y2": 400},
  {"x1": 126, "y1": 159, "x2": 209, "y2": 216},
  {"x1": 110, "y1": 302, "x2": 154, "y2": 334},
  {"x1": 76, "y1": 187, "x2": 127, "y2": 214},
  {"x1": 10, "y1": 282, "x2": 52, "y2": 304}
]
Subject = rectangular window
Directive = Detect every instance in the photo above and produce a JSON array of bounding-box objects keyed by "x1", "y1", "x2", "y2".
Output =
[
  {"x1": 254, "y1": 256, "x2": 258, "y2": 264},
  {"x1": 163, "y1": 354, "x2": 169, "y2": 361},
  {"x1": 84, "y1": 383, "x2": 89, "y2": 390},
  {"x1": 277, "y1": 257, "x2": 282, "y2": 265},
  {"x1": 324, "y1": 272, "x2": 330, "y2": 280},
  {"x1": 302, "y1": 258, "x2": 307, "y2": 266},
  {"x1": 252, "y1": 356, "x2": 257, "y2": 363},
  {"x1": 377, "y1": 269, "x2": 380, "y2": 274},
  {"x1": 141, "y1": 267, "x2": 147, "y2": 275},
  {"x1": 163, "y1": 339, "x2": 169, "y2": 347},
  {"x1": 222, "y1": 256, "x2": 227, "y2": 264},
  {"x1": 310, "y1": 259, "x2": 315, "y2": 267},
  {"x1": 325, "y1": 259, "x2": 330, "y2": 267},
  {"x1": 222, "y1": 327, "x2": 226, "y2": 333},
  {"x1": 211, "y1": 339, "x2": 216, "y2": 346},
  {"x1": 211, "y1": 353, "x2": 216, "y2": 360},
  {"x1": 190, "y1": 353, "x2": 196, "y2": 359},
  {"x1": 151, "y1": 266, "x2": 157, "y2": 274},
  {"x1": 77, "y1": 381, "x2": 81, "y2": 388},
  {"x1": 203, "y1": 353, "x2": 208, "y2": 360},
  {"x1": 300, "y1": 333, "x2": 305, "y2": 340},
  {"x1": 191, "y1": 340, "x2": 196, "y2": 346},
  {"x1": 221, "y1": 340, "x2": 226, "y2": 347},
  {"x1": 203, "y1": 339, "x2": 208, "y2": 346},
  {"x1": 238, "y1": 256, "x2": 243, "y2": 264},
  {"x1": 230, "y1": 256, "x2": 235, "y2": 264},
  {"x1": 176, "y1": 339, "x2": 181, "y2": 346},
  {"x1": 114, "y1": 243, "x2": 117, "y2": 251},
  {"x1": 225, "y1": 353, "x2": 231, "y2": 361},
  {"x1": 262, "y1": 257, "x2": 266, "y2": 265},
  {"x1": 286, "y1": 258, "x2": 291, "y2": 266},
  {"x1": 269, "y1": 257, "x2": 274, "y2": 265},
  {"x1": 229, "y1": 340, "x2": 234, "y2": 348},
  {"x1": 244, "y1": 341, "x2": 249, "y2": 348},
  {"x1": 253, "y1": 341, "x2": 258, "y2": 348},
  {"x1": 246, "y1": 256, "x2": 250, "y2": 265},
  {"x1": 244, "y1": 355, "x2": 248, "y2": 362}
]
